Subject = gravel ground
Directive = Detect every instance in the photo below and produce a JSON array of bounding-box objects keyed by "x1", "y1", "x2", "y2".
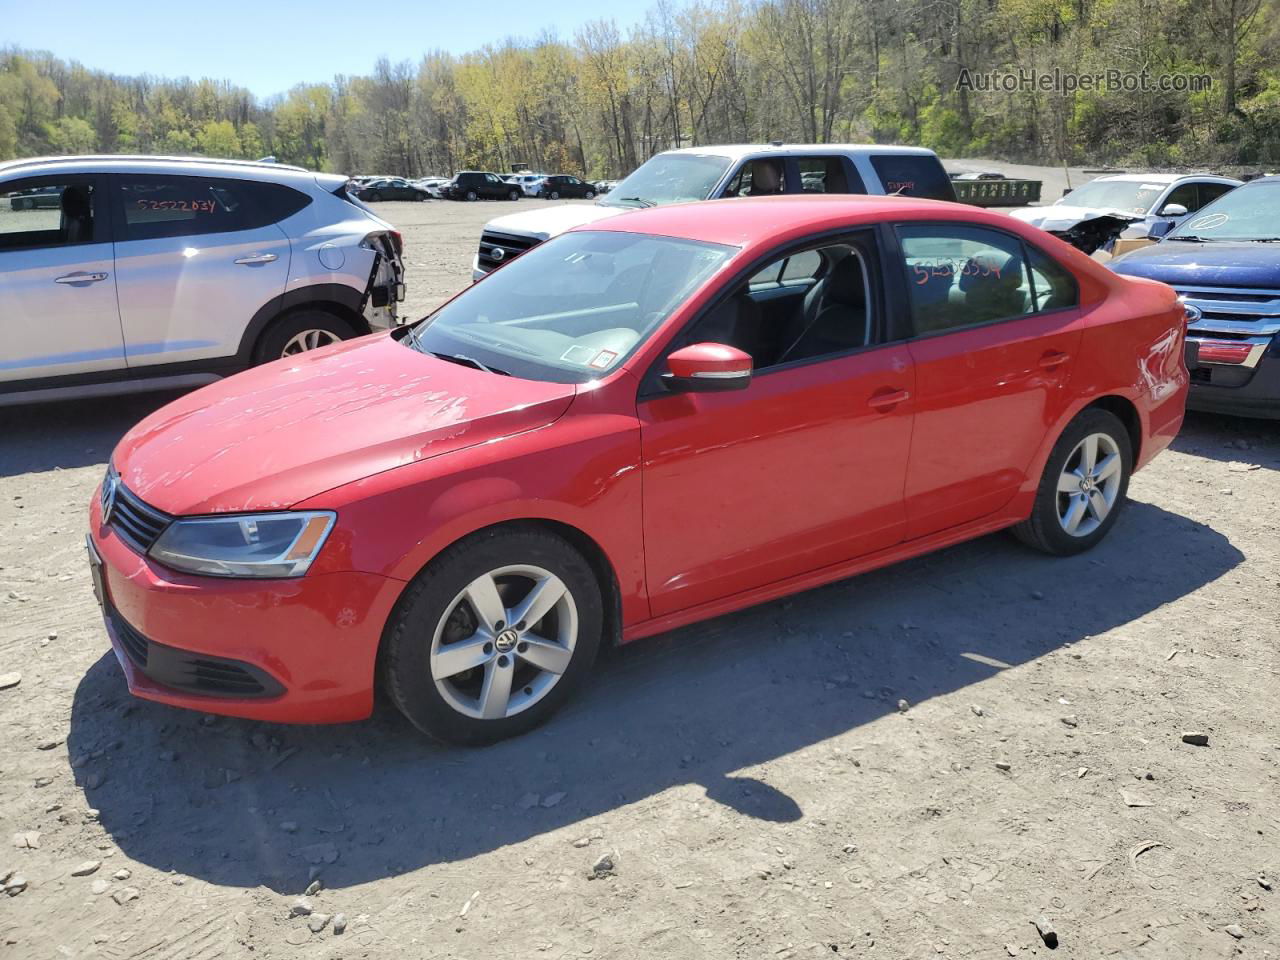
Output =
[{"x1": 1, "y1": 193, "x2": 1278, "y2": 958}]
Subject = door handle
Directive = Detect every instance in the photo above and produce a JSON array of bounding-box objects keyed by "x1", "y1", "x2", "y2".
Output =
[
  {"x1": 868, "y1": 387, "x2": 911, "y2": 411},
  {"x1": 54, "y1": 272, "x2": 108, "y2": 284},
  {"x1": 234, "y1": 253, "x2": 278, "y2": 265},
  {"x1": 1038, "y1": 350, "x2": 1071, "y2": 369}
]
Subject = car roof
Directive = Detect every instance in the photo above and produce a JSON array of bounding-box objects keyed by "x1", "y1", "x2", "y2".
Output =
[
  {"x1": 1092, "y1": 172, "x2": 1242, "y2": 185},
  {"x1": 0, "y1": 154, "x2": 333, "y2": 188},
  {"x1": 577, "y1": 194, "x2": 1008, "y2": 250},
  {"x1": 658, "y1": 143, "x2": 939, "y2": 161}
]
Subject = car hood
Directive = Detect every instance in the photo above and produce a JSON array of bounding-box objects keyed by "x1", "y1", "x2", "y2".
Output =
[
  {"x1": 1008, "y1": 204, "x2": 1146, "y2": 232},
  {"x1": 1109, "y1": 240, "x2": 1280, "y2": 288},
  {"x1": 483, "y1": 203, "x2": 626, "y2": 241},
  {"x1": 113, "y1": 335, "x2": 576, "y2": 515}
]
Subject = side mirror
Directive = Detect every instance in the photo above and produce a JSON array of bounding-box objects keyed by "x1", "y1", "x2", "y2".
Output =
[
  {"x1": 663, "y1": 342, "x2": 752, "y2": 393},
  {"x1": 1148, "y1": 219, "x2": 1176, "y2": 241},
  {"x1": 1158, "y1": 203, "x2": 1188, "y2": 218}
]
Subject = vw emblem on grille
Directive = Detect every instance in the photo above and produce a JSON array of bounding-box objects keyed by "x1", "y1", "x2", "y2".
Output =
[
  {"x1": 101, "y1": 472, "x2": 119, "y2": 524},
  {"x1": 491, "y1": 247, "x2": 505, "y2": 262}
]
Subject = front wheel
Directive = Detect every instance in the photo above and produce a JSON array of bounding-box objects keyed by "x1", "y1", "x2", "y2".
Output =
[
  {"x1": 382, "y1": 528, "x2": 603, "y2": 745},
  {"x1": 584, "y1": 190, "x2": 596, "y2": 199},
  {"x1": 366, "y1": 191, "x2": 382, "y2": 202},
  {"x1": 465, "y1": 190, "x2": 478, "y2": 201},
  {"x1": 507, "y1": 189, "x2": 521, "y2": 201},
  {"x1": 1012, "y1": 408, "x2": 1132, "y2": 555}
]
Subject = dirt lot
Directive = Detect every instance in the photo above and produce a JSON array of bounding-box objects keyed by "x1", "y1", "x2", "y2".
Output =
[{"x1": 2, "y1": 194, "x2": 1279, "y2": 959}]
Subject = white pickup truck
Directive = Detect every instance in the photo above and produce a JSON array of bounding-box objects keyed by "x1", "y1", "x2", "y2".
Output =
[{"x1": 472, "y1": 143, "x2": 956, "y2": 280}]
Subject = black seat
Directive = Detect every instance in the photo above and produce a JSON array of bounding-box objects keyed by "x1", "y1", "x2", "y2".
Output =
[
  {"x1": 957, "y1": 252, "x2": 1027, "y2": 323},
  {"x1": 60, "y1": 186, "x2": 93, "y2": 244},
  {"x1": 695, "y1": 292, "x2": 766, "y2": 364},
  {"x1": 777, "y1": 254, "x2": 868, "y2": 363}
]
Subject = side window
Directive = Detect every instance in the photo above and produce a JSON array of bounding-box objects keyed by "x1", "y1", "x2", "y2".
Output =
[
  {"x1": 719, "y1": 159, "x2": 786, "y2": 198},
  {"x1": 486, "y1": 174, "x2": 501, "y2": 184},
  {"x1": 896, "y1": 224, "x2": 1037, "y2": 334},
  {"x1": 1196, "y1": 182, "x2": 1235, "y2": 209},
  {"x1": 795, "y1": 157, "x2": 858, "y2": 194},
  {"x1": 1161, "y1": 183, "x2": 1199, "y2": 213},
  {"x1": 1026, "y1": 245, "x2": 1079, "y2": 312},
  {"x1": 869, "y1": 155, "x2": 955, "y2": 201},
  {"x1": 0, "y1": 179, "x2": 99, "y2": 250},
  {"x1": 681, "y1": 239, "x2": 874, "y2": 371},
  {"x1": 116, "y1": 176, "x2": 281, "y2": 242}
]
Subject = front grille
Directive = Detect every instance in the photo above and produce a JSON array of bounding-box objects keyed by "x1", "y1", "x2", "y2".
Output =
[
  {"x1": 104, "y1": 475, "x2": 171, "y2": 554},
  {"x1": 108, "y1": 603, "x2": 283, "y2": 699},
  {"x1": 477, "y1": 230, "x2": 541, "y2": 272},
  {"x1": 1175, "y1": 285, "x2": 1280, "y2": 337}
]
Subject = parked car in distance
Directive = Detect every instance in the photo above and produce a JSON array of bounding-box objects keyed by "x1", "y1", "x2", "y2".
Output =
[
  {"x1": 89, "y1": 194, "x2": 1187, "y2": 744},
  {"x1": 1009, "y1": 173, "x2": 1241, "y2": 254},
  {"x1": 593, "y1": 179, "x2": 618, "y2": 195},
  {"x1": 473, "y1": 143, "x2": 958, "y2": 279},
  {"x1": 539, "y1": 175, "x2": 596, "y2": 200},
  {"x1": 0, "y1": 155, "x2": 405, "y2": 405},
  {"x1": 440, "y1": 171, "x2": 523, "y2": 201},
  {"x1": 414, "y1": 177, "x2": 450, "y2": 198},
  {"x1": 356, "y1": 177, "x2": 430, "y2": 202},
  {"x1": 505, "y1": 173, "x2": 546, "y2": 197},
  {"x1": 9, "y1": 185, "x2": 62, "y2": 209},
  {"x1": 1110, "y1": 175, "x2": 1280, "y2": 419}
]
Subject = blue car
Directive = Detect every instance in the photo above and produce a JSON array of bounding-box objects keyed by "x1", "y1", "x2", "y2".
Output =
[{"x1": 1109, "y1": 176, "x2": 1280, "y2": 419}]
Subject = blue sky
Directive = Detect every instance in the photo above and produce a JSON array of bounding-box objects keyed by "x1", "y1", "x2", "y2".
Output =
[{"x1": 7, "y1": 0, "x2": 659, "y2": 99}]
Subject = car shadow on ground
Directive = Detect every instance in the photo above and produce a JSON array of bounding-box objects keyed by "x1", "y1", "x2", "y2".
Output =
[
  {"x1": 0, "y1": 392, "x2": 181, "y2": 478},
  {"x1": 1171, "y1": 410, "x2": 1280, "y2": 466},
  {"x1": 66, "y1": 499, "x2": 1241, "y2": 893}
]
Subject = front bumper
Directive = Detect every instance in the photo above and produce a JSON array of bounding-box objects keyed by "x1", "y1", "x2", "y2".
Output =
[
  {"x1": 88, "y1": 493, "x2": 406, "y2": 724},
  {"x1": 1186, "y1": 340, "x2": 1280, "y2": 418}
]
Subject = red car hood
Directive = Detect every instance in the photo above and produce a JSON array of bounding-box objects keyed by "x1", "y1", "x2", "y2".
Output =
[{"x1": 113, "y1": 334, "x2": 576, "y2": 515}]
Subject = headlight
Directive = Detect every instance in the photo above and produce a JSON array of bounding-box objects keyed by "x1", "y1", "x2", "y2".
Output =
[{"x1": 148, "y1": 511, "x2": 336, "y2": 578}]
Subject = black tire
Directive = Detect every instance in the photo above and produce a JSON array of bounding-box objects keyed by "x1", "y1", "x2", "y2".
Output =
[
  {"x1": 418, "y1": 191, "x2": 429, "y2": 201},
  {"x1": 366, "y1": 191, "x2": 382, "y2": 202},
  {"x1": 507, "y1": 189, "x2": 521, "y2": 201},
  {"x1": 584, "y1": 190, "x2": 596, "y2": 200},
  {"x1": 253, "y1": 309, "x2": 355, "y2": 364},
  {"x1": 465, "y1": 189, "x2": 478, "y2": 201},
  {"x1": 547, "y1": 190, "x2": 561, "y2": 200},
  {"x1": 1012, "y1": 407, "x2": 1133, "y2": 556},
  {"x1": 382, "y1": 527, "x2": 603, "y2": 746}
]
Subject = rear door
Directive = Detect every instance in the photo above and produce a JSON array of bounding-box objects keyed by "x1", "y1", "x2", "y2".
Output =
[
  {"x1": 892, "y1": 222, "x2": 1085, "y2": 538},
  {"x1": 0, "y1": 174, "x2": 124, "y2": 384},
  {"x1": 110, "y1": 174, "x2": 296, "y2": 368},
  {"x1": 787, "y1": 155, "x2": 867, "y2": 195}
]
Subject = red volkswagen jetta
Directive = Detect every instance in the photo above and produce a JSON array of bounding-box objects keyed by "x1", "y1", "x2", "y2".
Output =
[{"x1": 88, "y1": 195, "x2": 1188, "y2": 744}]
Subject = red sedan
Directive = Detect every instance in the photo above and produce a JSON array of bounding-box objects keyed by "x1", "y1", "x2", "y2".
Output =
[{"x1": 87, "y1": 195, "x2": 1188, "y2": 744}]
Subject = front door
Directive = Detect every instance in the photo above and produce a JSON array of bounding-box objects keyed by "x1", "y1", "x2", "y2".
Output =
[
  {"x1": 0, "y1": 174, "x2": 124, "y2": 384},
  {"x1": 638, "y1": 234, "x2": 915, "y2": 617},
  {"x1": 893, "y1": 222, "x2": 1086, "y2": 538},
  {"x1": 109, "y1": 173, "x2": 292, "y2": 368}
]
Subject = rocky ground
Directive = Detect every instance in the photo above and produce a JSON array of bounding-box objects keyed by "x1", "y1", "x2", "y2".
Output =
[{"x1": 1, "y1": 193, "x2": 1278, "y2": 959}]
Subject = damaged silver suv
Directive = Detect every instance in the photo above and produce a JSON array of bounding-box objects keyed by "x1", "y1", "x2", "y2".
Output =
[{"x1": 0, "y1": 155, "x2": 405, "y2": 405}]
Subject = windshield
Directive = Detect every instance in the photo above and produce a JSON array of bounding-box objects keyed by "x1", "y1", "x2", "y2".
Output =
[
  {"x1": 602, "y1": 153, "x2": 733, "y2": 208},
  {"x1": 406, "y1": 231, "x2": 735, "y2": 383},
  {"x1": 1059, "y1": 179, "x2": 1165, "y2": 215},
  {"x1": 1166, "y1": 181, "x2": 1280, "y2": 241}
]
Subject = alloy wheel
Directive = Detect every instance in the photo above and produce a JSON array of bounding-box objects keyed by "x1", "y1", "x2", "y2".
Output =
[
  {"x1": 429, "y1": 564, "x2": 578, "y2": 720},
  {"x1": 281, "y1": 329, "x2": 342, "y2": 356},
  {"x1": 1056, "y1": 432, "x2": 1123, "y2": 537}
]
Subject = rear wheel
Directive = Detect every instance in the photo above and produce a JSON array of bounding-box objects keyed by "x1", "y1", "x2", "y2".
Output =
[
  {"x1": 465, "y1": 189, "x2": 478, "y2": 201},
  {"x1": 1012, "y1": 408, "x2": 1132, "y2": 555},
  {"x1": 547, "y1": 190, "x2": 561, "y2": 200},
  {"x1": 382, "y1": 528, "x2": 603, "y2": 745},
  {"x1": 254, "y1": 309, "x2": 355, "y2": 364},
  {"x1": 366, "y1": 191, "x2": 382, "y2": 202}
]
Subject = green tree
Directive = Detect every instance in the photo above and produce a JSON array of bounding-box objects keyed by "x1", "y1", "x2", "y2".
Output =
[
  {"x1": 47, "y1": 115, "x2": 96, "y2": 154},
  {"x1": 196, "y1": 119, "x2": 242, "y2": 158}
]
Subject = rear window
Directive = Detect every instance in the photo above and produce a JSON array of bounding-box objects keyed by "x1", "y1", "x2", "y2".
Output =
[{"x1": 870, "y1": 155, "x2": 956, "y2": 202}]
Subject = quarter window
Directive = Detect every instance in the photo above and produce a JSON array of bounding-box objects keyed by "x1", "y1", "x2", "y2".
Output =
[
  {"x1": 869, "y1": 156, "x2": 956, "y2": 201},
  {"x1": 897, "y1": 224, "x2": 1077, "y2": 334},
  {"x1": 0, "y1": 179, "x2": 99, "y2": 250}
]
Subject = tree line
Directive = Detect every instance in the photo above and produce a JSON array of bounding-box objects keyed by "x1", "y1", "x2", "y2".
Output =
[{"x1": 2, "y1": 0, "x2": 1277, "y2": 179}]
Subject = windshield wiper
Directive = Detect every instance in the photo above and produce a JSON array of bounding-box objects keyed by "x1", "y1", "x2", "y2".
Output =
[
  {"x1": 1165, "y1": 235, "x2": 1217, "y2": 242},
  {"x1": 430, "y1": 351, "x2": 510, "y2": 376},
  {"x1": 614, "y1": 196, "x2": 655, "y2": 208}
]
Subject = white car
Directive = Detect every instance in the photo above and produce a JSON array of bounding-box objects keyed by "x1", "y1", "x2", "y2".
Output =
[
  {"x1": 473, "y1": 143, "x2": 956, "y2": 280},
  {"x1": 1008, "y1": 173, "x2": 1241, "y2": 250},
  {"x1": 504, "y1": 173, "x2": 547, "y2": 197},
  {"x1": 0, "y1": 155, "x2": 406, "y2": 405}
]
